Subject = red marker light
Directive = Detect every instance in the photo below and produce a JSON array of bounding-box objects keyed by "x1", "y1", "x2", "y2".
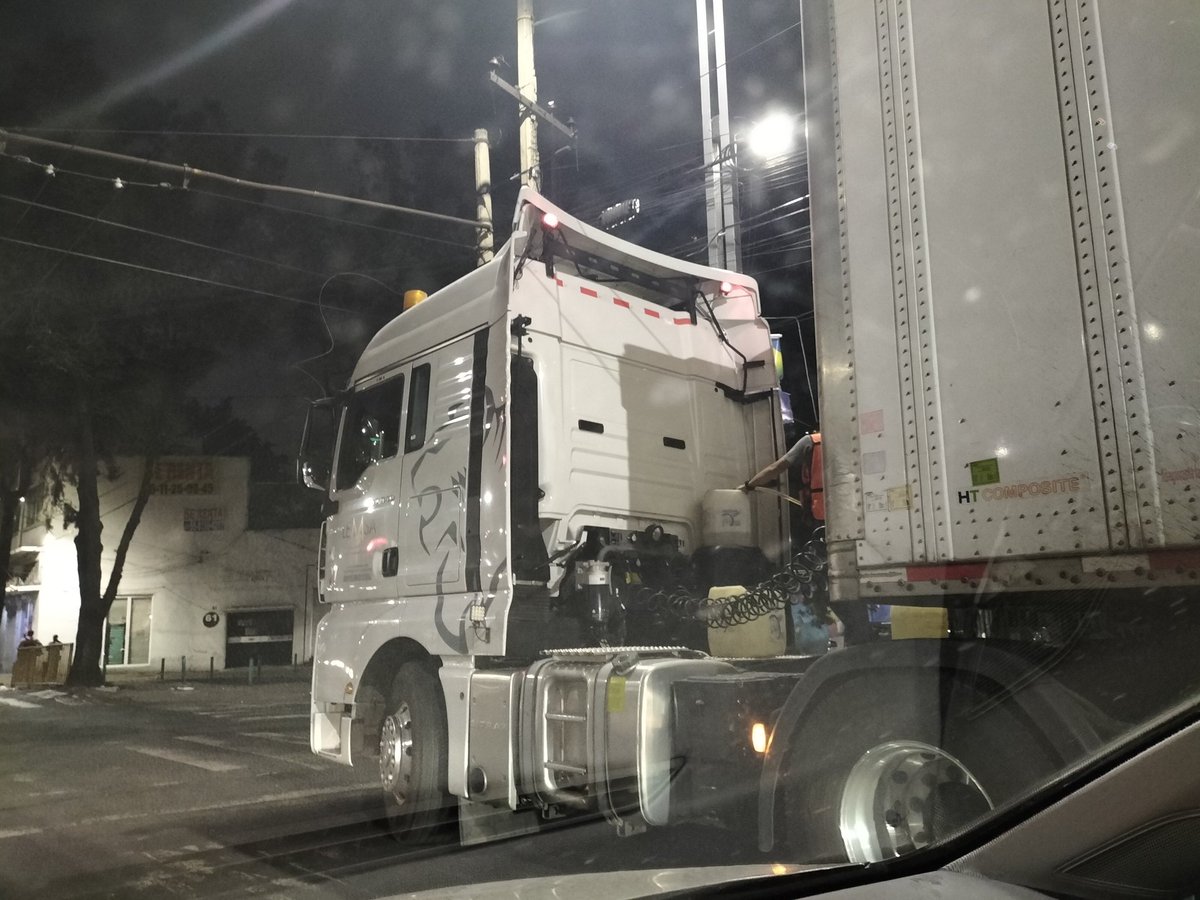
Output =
[
  {"x1": 542, "y1": 212, "x2": 560, "y2": 229},
  {"x1": 719, "y1": 280, "x2": 734, "y2": 295}
]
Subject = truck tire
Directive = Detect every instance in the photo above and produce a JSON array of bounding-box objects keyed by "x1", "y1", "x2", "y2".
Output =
[
  {"x1": 778, "y1": 668, "x2": 1062, "y2": 864},
  {"x1": 379, "y1": 661, "x2": 450, "y2": 842}
]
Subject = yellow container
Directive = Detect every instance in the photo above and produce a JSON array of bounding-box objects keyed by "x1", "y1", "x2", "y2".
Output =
[{"x1": 705, "y1": 585, "x2": 787, "y2": 658}]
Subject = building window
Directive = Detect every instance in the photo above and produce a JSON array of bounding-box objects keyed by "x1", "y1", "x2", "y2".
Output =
[
  {"x1": 106, "y1": 596, "x2": 152, "y2": 666},
  {"x1": 405, "y1": 363, "x2": 432, "y2": 452},
  {"x1": 16, "y1": 483, "x2": 46, "y2": 534}
]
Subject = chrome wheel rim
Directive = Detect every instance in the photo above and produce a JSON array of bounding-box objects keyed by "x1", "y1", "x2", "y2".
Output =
[
  {"x1": 839, "y1": 740, "x2": 992, "y2": 863},
  {"x1": 380, "y1": 702, "x2": 415, "y2": 803}
]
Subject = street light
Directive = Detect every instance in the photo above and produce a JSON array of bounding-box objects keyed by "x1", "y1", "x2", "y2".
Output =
[{"x1": 745, "y1": 112, "x2": 797, "y2": 162}]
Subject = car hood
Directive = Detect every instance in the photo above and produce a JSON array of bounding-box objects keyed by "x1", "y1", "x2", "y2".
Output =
[{"x1": 388, "y1": 863, "x2": 814, "y2": 899}]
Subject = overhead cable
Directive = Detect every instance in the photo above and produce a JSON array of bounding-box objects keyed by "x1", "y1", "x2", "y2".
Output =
[
  {"x1": 0, "y1": 192, "x2": 328, "y2": 280},
  {"x1": 4, "y1": 127, "x2": 475, "y2": 143},
  {"x1": 0, "y1": 234, "x2": 353, "y2": 312},
  {"x1": 0, "y1": 129, "x2": 487, "y2": 231}
]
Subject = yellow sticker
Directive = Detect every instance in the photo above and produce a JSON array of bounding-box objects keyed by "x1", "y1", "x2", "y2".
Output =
[{"x1": 607, "y1": 676, "x2": 626, "y2": 713}]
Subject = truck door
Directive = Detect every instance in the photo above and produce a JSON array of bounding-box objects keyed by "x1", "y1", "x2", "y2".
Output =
[
  {"x1": 326, "y1": 374, "x2": 406, "y2": 603},
  {"x1": 401, "y1": 344, "x2": 472, "y2": 592}
]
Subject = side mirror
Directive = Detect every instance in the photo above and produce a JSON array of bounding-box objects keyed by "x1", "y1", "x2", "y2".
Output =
[{"x1": 297, "y1": 398, "x2": 336, "y2": 492}]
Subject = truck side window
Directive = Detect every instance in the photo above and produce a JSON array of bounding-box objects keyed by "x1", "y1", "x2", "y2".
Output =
[
  {"x1": 335, "y1": 377, "x2": 404, "y2": 490},
  {"x1": 405, "y1": 363, "x2": 432, "y2": 452}
]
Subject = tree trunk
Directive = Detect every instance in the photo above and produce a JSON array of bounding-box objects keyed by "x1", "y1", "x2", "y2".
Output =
[
  {"x1": 66, "y1": 392, "x2": 107, "y2": 688},
  {"x1": 102, "y1": 452, "x2": 158, "y2": 611}
]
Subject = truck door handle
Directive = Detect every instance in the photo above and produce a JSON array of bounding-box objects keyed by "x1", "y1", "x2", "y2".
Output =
[{"x1": 382, "y1": 547, "x2": 399, "y2": 577}]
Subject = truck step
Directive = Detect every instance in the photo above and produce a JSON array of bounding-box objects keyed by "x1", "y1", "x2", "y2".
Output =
[{"x1": 545, "y1": 762, "x2": 588, "y2": 776}]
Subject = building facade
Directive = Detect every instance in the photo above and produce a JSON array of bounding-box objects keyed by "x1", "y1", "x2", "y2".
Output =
[{"x1": 3, "y1": 456, "x2": 322, "y2": 674}]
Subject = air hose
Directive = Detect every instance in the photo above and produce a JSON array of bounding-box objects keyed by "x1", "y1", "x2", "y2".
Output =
[{"x1": 641, "y1": 535, "x2": 828, "y2": 630}]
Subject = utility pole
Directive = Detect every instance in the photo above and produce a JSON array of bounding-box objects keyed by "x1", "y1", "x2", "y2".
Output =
[
  {"x1": 474, "y1": 128, "x2": 494, "y2": 265},
  {"x1": 696, "y1": 0, "x2": 740, "y2": 270},
  {"x1": 517, "y1": 0, "x2": 540, "y2": 190},
  {"x1": 489, "y1": 3, "x2": 574, "y2": 191}
]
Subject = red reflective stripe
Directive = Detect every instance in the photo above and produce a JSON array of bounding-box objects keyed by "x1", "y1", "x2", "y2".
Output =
[
  {"x1": 673, "y1": 317, "x2": 691, "y2": 325},
  {"x1": 643, "y1": 308, "x2": 660, "y2": 319},
  {"x1": 613, "y1": 298, "x2": 631, "y2": 309},
  {"x1": 1149, "y1": 550, "x2": 1200, "y2": 571},
  {"x1": 580, "y1": 287, "x2": 599, "y2": 298},
  {"x1": 906, "y1": 563, "x2": 989, "y2": 582},
  {"x1": 555, "y1": 278, "x2": 564, "y2": 287}
]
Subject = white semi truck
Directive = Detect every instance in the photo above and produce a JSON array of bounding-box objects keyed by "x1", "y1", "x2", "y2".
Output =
[{"x1": 301, "y1": 0, "x2": 1198, "y2": 864}]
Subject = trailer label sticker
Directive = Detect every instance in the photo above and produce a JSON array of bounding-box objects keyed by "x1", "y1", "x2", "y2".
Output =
[
  {"x1": 957, "y1": 475, "x2": 1083, "y2": 504},
  {"x1": 887, "y1": 486, "x2": 911, "y2": 510},
  {"x1": 862, "y1": 450, "x2": 887, "y2": 475},
  {"x1": 1162, "y1": 465, "x2": 1200, "y2": 483},
  {"x1": 860, "y1": 409, "x2": 884, "y2": 435},
  {"x1": 969, "y1": 458, "x2": 1001, "y2": 486}
]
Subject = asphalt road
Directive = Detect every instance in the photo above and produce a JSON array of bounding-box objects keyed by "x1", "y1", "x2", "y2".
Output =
[{"x1": 0, "y1": 671, "x2": 774, "y2": 899}]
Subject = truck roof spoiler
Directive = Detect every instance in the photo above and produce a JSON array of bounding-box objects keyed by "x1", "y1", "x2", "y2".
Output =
[{"x1": 513, "y1": 187, "x2": 760, "y2": 312}]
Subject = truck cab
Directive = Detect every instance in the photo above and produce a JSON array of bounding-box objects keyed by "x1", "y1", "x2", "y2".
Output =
[{"x1": 301, "y1": 187, "x2": 799, "y2": 840}]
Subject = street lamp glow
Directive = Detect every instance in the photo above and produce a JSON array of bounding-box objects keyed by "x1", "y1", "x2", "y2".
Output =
[{"x1": 746, "y1": 112, "x2": 796, "y2": 160}]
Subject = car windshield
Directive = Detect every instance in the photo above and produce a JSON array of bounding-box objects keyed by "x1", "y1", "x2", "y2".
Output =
[{"x1": 2, "y1": 2, "x2": 1198, "y2": 899}]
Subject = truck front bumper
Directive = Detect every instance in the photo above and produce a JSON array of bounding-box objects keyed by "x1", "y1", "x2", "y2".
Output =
[{"x1": 310, "y1": 701, "x2": 361, "y2": 766}]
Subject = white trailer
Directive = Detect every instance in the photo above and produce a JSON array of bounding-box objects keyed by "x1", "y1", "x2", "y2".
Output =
[
  {"x1": 803, "y1": 0, "x2": 1200, "y2": 605},
  {"x1": 755, "y1": 0, "x2": 1200, "y2": 864}
]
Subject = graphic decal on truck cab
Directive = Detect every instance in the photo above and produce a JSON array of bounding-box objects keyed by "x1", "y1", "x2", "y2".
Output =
[{"x1": 397, "y1": 326, "x2": 508, "y2": 654}]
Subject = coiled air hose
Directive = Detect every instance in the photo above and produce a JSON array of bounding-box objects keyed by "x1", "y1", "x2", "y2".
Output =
[{"x1": 641, "y1": 535, "x2": 828, "y2": 630}]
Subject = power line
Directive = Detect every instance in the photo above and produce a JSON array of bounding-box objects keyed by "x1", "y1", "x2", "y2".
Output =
[
  {"x1": 0, "y1": 151, "x2": 481, "y2": 252},
  {"x1": 0, "y1": 129, "x2": 487, "y2": 231},
  {"x1": 0, "y1": 234, "x2": 354, "y2": 312},
  {"x1": 187, "y1": 187, "x2": 481, "y2": 250},
  {"x1": 4, "y1": 127, "x2": 475, "y2": 144},
  {"x1": 711, "y1": 20, "x2": 802, "y2": 79},
  {"x1": 0, "y1": 192, "x2": 329, "y2": 281}
]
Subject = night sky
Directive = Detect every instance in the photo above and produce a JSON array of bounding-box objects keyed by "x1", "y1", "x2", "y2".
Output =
[{"x1": 1, "y1": 0, "x2": 814, "y2": 446}]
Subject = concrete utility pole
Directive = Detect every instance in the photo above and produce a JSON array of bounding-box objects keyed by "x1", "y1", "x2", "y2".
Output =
[
  {"x1": 489, "y1": 3, "x2": 573, "y2": 191},
  {"x1": 517, "y1": 0, "x2": 540, "y2": 190},
  {"x1": 696, "y1": 0, "x2": 740, "y2": 270},
  {"x1": 474, "y1": 128, "x2": 494, "y2": 265}
]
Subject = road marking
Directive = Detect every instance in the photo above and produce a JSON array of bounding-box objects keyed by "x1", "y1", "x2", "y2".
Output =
[
  {"x1": 238, "y1": 713, "x2": 308, "y2": 720},
  {"x1": 176, "y1": 734, "x2": 322, "y2": 770},
  {"x1": 175, "y1": 735, "x2": 226, "y2": 748},
  {"x1": 129, "y1": 746, "x2": 244, "y2": 772},
  {"x1": 0, "y1": 784, "x2": 368, "y2": 841},
  {"x1": 0, "y1": 826, "x2": 42, "y2": 839},
  {"x1": 240, "y1": 731, "x2": 310, "y2": 746},
  {"x1": 0, "y1": 697, "x2": 41, "y2": 709}
]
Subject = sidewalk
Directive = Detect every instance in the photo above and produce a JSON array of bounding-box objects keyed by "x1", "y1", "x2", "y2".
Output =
[{"x1": 0, "y1": 662, "x2": 311, "y2": 700}]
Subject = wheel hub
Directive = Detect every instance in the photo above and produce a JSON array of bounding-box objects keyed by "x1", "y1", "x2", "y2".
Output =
[
  {"x1": 380, "y1": 702, "x2": 415, "y2": 803},
  {"x1": 839, "y1": 740, "x2": 992, "y2": 863}
]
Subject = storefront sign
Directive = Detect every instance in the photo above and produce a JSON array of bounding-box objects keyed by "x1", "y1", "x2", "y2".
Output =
[
  {"x1": 151, "y1": 458, "x2": 217, "y2": 496},
  {"x1": 184, "y1": 507, "x2": 226, "y2": 532}
]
